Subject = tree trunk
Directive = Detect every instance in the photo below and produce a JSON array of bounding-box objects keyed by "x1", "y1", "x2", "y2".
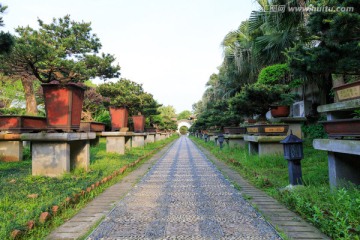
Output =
[{"x1": 21, "y1": 77, "x2": 38, "y2": 115}]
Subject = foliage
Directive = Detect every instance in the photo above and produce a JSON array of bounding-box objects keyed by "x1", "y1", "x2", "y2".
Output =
[
  {"x1": 0, "y1": 75, "x2": 25, "y2": 109},
  {"x1": 156, "y1": 106, "x2": 177, "y2": 131},
  {"x1": 287, "y1": 0, "x2": 360, "y2": 78},
  {"x1": 192, "y1": 136, "x2": 360, "y2": 239},
  {"x1": 177, "y1": 110, "x2": 192, "y2": 120},
  {"x1": 0, "y1": 136, "x2": 178, "y2": 240},
  {"x1": 302, "y1": 123, "x2": 327, "y2": 141},
  {"x1": 82, "y1": 86, "x2": 107, "y2": 121},
  {"x1": 353, "y1": 110, "x2": 360, "y2": 119},
  {"x1": 97, "y1": 78, "x2": 159, "y2": 116},
  {"x1": 93, "y1": 109, "x2": 111, "y2": 130},
  {"x1": 229, "y1": 84, "x2": 286, "y2": 118},
  {"x1": 0, "y1": 15, "x2": 120, "y2": 84},
  {"x1": 0, "y1": 4, "x2": 14, "y2": 54},
  {"x1": 257, "y1": 63, "x2": 291, "y2": 85},
  {"x1": 179, "y1": 126, "x2": 188, "y2": 135}
]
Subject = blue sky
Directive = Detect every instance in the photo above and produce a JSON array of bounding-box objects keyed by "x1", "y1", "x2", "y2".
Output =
[{"x1": 1, "y1": 0, "x2": 259, "y2": 114}]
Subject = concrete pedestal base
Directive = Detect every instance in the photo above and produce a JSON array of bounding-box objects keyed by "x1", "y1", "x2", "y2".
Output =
[
  {"x1": 101, "y1": 132, "x2": 132, "y2": 154},
  {"x1": 21, "y1": 133, "x2": 95, "y2": 177},
  {"x1": 244, "y1": 135, "x2": 285, "y2": 156},
  {"x1": 155, "y1": 133, "x2": 161, "y2": 142},
  {"x1": 132, "y1": 133, "x2": 146, "y2": 148},
  {"x1": 145, "y1": 133, "x2": 155, "y2": 144},
  {"x1": 0, "y1": 134, "x2": 23, "y2": 162},
  {"x1": 313, "y1": 139, "x2": 360, "y2": 188},
  {"x1": 225, "y1": 134, "x2": 245, "y2": 148}
]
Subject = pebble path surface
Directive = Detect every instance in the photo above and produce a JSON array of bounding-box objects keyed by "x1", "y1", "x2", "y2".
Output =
[{"x1": 87, "y1": 136, "x2": 281, "y2": 239}]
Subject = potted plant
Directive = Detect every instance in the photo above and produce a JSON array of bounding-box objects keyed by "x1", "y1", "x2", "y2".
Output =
[
  {"x1": 270, "y1": 93, "x2": 296, "y2": 118},
  {"x1": 0, "y1": 16, "x2": 120, "y2": 132},
  {"x1": 320, "y1": 109, "x2": 360, "y2": 138}
]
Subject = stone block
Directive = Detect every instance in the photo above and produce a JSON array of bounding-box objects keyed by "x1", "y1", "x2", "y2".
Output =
[
  {"x1": 106, "y1": 136, "x2": 126, "y2": 154},
  {"x1": 132, "y1": 135, "x2": 145, "y2": 148},
  {"x1": 0, "y1": 140, "x2": 23, "y2": 162}
]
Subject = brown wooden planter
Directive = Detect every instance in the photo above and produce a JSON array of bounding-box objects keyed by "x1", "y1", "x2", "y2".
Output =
[
  {"x1": 333, "y1": 80, "x2": 360, "y2": 102},
  {"x1": 80, "y1": 121, "x2": 105, "y2": 132},
  {"x1": 42, "y1": 83, "x2": 85, "y2": 132},
  {"x1": 0, "y1": 115, "x2": 47, "y2": 133},
  {"x1": 270, "y1": 106, "x2": 290, "y2": 118},
  {"x1": 223, "y1": 127, "x2": 246, "y2": 134},
  {"x1": 145, "y1": 127, "x2": 157, "y2": 133},
  {"x1": 246, "y1": 124, "x2": 289, "y2": 136},
  {"x1": 109, "y1": 107, "x2": 129, "y2": 131},
  {"x1": 320, "y1": 119, "x2": 360, "y2": 138},
  {"x1": 132, "y1": 115, "x2": 145, "y2": 133}
]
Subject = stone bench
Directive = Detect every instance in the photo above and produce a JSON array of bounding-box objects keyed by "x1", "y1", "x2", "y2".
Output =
[
  {"x1": 244, "y1": 135, "x2": 286, "y2": 156},
  {"x1": 0, "y1": 133, "x2": 23, "y2": 162},
  {"x1": 313, "y1": 139, "x2": 360, "y2": 187},
  {"x1": 224, "y1": 134, "x2": 246, "y2": 148},
  {"x1": 21, "y1": 132, "x2": 95, "y2": 177}
]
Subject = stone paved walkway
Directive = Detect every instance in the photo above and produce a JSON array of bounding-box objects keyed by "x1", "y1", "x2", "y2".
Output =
[{"x1": 88, "y1": 136, "x2": 280, "y2": 239}]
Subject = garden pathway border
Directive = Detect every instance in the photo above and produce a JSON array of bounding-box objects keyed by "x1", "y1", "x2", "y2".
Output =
[
  {"x1": 194, "y1": 141, "x2": 330, "y2": 240},
  {"x1": 46, "y1": 141, "x2": 174, "y2": 240}
]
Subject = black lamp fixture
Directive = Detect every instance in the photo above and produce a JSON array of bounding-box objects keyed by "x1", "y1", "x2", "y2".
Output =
[
  {"x1": 204, "y1": 133, "x2": 209, "y2": 142},
  {"x1": 280, "y1": 131, "x2": 304, "y2": 185},
  {"x1": 217, "y1": 133, "x2": 225, "y2": 149}
]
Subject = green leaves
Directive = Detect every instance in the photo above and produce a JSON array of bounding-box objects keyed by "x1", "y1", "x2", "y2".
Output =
[{"x1": 1, "y1": 15, "x2": 120, "y2": 83}]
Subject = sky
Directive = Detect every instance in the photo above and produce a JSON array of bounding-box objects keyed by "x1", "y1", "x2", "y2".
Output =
[{"x1": 1, "y1": 0, "x2": 259, "y2": 114}]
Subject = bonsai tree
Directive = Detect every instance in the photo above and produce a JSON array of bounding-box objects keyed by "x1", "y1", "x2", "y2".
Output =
[
  {"x1": 0, "y1": 15, "x2": 120, "y2": 114},
  {"x1": 229, "y1": 84, "x2": 285, "y2": 121},
  {"x1": 97, "y1": 78, "x2": 154, "y2": 115}
]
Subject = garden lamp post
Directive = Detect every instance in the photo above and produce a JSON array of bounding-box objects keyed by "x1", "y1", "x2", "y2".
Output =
[
  {"x1": 204, "y1": 133, "x2": 209, "y2": 142},
  {"x1": 280, "y1": 131, "x2": 304, "y2": 185},
  {"x1": 218, "y1": 133, "x2": 225, "y2": 149}
]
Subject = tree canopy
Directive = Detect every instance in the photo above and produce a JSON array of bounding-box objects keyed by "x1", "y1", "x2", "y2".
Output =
[{"x1": 0, "y1": 15, "x2": 120, "y2": 84}]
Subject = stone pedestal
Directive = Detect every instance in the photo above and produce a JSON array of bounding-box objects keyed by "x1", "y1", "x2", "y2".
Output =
[
  {"x1": 270, "y1": 117, "x2": 307, "y2": 138},
  {"x1": 132, "y1": 133, "x2": 146, "y2": 148},
  {"x1": 225, "y1": 134, "x2": 246, "y2": 148},
  {"x1": 0, "y1": 133, "x2": 23, "y2": 162},
  {"x1": 313, "y1": 139, "x2": 360, "y2": 188},
  {"x1": 155, "y1": 133, "x2": 161, "y2": 142},
  {"x1": 21, "y1": 133, "x2": 95, "y2": 177},
  {"x1": 244, "y1": 135, "x2": 285, "y2": 156},
  {"x1": 101, "y1": 132, "x2": 132, "y2": 154},
  {"x1": 145, "y1": 133, "x2": 156, "y2": 144}
]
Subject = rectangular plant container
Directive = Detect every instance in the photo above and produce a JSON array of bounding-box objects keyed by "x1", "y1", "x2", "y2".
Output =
[
  {"x1": 320, "y1": 119, "x2": 360, "y2": 138},
  {"x1": 80, "y1": 121, "x2": 106, "y2": 132},
  {"x1": 42, "y1": 83, "x2": 85, "y2": 132},
  {"x1": 246, "y1": 124, "x2": 289, "y2": 136},
  {"x1": 0, "y1": 115, "x2": 47, "y2": 133},
  {"x1": 145, "y1": 127, "x2": 157, "y2": 133},
  {"x1": 223, "y1": 127, "x2": 246, "y2": 134}
]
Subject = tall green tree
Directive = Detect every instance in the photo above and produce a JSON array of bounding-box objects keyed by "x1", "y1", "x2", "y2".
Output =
[
  {"x1": 0, "y1": 15, "x2": 120, "y2": 114},
  {"x1": 177, "y1": 110, "x2": 192, "y2": 120},
  {"x1": 0, "y1": 4, "x2": 14, "y2": 54}
]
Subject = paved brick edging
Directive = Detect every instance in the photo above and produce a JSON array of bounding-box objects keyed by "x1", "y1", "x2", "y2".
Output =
[
  {"x1": 194, "y1": 141, "x2": 329, "y2": 240},
  {"x1": 46, "y1": 141, "x2": 175, "y2": 240}
]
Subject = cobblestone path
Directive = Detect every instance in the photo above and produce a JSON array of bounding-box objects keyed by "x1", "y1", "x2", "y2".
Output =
[{"x1": 88, "y1": 136, "x2": 281, "y2": 239}]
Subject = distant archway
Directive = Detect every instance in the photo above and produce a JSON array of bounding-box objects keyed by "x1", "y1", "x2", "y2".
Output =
[{"x1": 177, "y1": 119, "x2": 192, "y2": 133}]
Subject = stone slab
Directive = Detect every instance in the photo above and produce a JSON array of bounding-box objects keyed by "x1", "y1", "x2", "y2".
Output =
[
  {"x1": 317, "y1": 98, "x2": 360, "y2": 113},
  {"x1": 313, "y1": 139, "x2": 360, "y2": 155},
  {"x1": 21, "y1": 132, "x2": 96, "y2": 141},
  {"x1": 244, "y1": 135, "x2": 286, "y2": 143}
]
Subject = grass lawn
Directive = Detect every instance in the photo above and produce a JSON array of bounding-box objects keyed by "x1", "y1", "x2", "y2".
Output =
[
  {"x1": 191, "y1": 136, "x2": 360, "y2": 240},
  {"x1": 0, "y1": 134, "x2": 178, "y2": 240}
]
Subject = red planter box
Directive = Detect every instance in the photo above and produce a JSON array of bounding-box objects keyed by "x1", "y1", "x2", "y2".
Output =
[
  {"x1": 246, "y1": 124, "x2": 289, "y2": 136},
  {"x1": 223, "y1": 127, "x2": 246, "y2": 134},
  {"x1": 42, "y1": 83, "x2": 85, "y2": 132},
  {"x1": 109, "y1": 107, "x2": 128, "y2": 131},
  {"x1": 271, "y1": 106, "x2": 290, "y2": 118},
  {"x1": 80, "y1": 122, "x2": 105, "y2": 132},
  {"x1": 0, "y1": 115, "x2": 47, "y2": 133},
  {"x1": 132, "y1": 115, "x2": 145, "y2": 133},
  {"x1": 321, "y1": 119, "x2": 360, "y2": 138}
]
